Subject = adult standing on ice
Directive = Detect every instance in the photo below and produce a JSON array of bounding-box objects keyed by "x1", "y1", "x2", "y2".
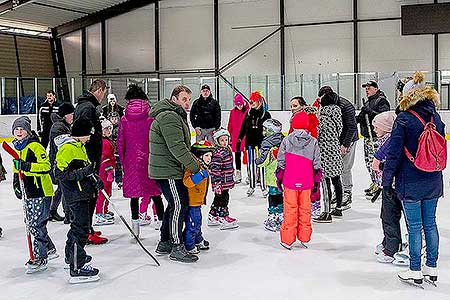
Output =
[
  {"x1": 190, "y1": 84, "x2": 221, "y2": 143},
  {"x1": 383, "y1": 72, "x2": 444, "y2": 287},
  {"x1": 150, "y1": 85, "x2": 201, "y2": 263}
]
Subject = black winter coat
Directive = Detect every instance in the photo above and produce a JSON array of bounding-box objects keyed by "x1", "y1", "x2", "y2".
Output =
[
  {"x1": 49, "y1": 113, "x2": 71, "y2": 165},
  {"x1": 37, "y1": 102, "x2": 59, "y2": 136},
  {"x1": 356, "y1": 90, "x2": 390, "y2": 138},
  {"x1": 74, "y1": 92, "x2": 102, "y2": 171},
  {"x1": 238, "y1": 107, "x2": 271, "y2": 148},
  {"x1": 190, "y1": 95, "x2": 221, "y2": 129},
  {"x1": 336, "y1": 94, "x2": 358, "y2": 147}
]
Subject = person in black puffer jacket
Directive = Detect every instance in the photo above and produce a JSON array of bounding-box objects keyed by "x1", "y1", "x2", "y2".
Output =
[
  {"x1": 190, "y1": 84, "x2": 221, "y2": 143},
  {"x1": 356, "y1": 80, "x2": 390, "y2": 197}
]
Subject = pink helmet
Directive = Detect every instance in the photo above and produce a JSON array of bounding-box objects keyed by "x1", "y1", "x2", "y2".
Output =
[{"x1": 234, "y1": 94, "x2": 244, "y2": 106}]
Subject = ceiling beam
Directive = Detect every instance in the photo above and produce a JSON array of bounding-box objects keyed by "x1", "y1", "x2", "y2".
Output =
[
  {"x1": 53, "y1": 0, "x2": 157, "y2": 37},
  {"x1": 32, "y1": 2, "x2": 91, "y2": 15}
]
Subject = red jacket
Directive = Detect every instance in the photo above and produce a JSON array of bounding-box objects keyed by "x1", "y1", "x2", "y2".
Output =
[{"x1": 99, "y1": 137, "x2": 116, "y2": 183}]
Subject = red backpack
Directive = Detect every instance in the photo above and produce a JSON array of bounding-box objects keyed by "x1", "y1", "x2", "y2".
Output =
[{"x1": 404, "y1": 110, "x2": 447, "y2": 172}]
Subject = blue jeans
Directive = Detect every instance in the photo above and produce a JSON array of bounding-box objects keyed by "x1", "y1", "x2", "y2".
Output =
[
  {"x1": 184, "y1": 206, "x2": 204, "y2": 251},
  {"x1": 25, "y1": 197, "x2": 55, "y2": 260},
  {"x1": 402, "y1": 198, "x2": 439, "y2": 271}
]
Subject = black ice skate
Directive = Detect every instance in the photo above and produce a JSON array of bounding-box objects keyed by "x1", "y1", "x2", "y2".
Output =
[
  {"x1": 313, "y1": 212, "x2": 332, "y2": 223},
  {"x1": 69, "y1": 264, "x2": 100, "y2": 284}
]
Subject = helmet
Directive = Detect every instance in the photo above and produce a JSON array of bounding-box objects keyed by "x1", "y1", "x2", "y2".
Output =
[
  {"x1": 101, "y1": 119, "x2": 113, "y2": 130},
  {"x1": 262, "y1": 119, "x2": 282, "y2": 135},
  {"x1": 191, "y1": 140, "x2": 215, "y2": 158},
  {"x1": 213, "y1": 128, "x2": 230, "y2": 144}
]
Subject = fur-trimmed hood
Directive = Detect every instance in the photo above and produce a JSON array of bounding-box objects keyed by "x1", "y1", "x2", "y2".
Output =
[{"x1": 399, "y1": 86, "x2": 440, "y2": 111}]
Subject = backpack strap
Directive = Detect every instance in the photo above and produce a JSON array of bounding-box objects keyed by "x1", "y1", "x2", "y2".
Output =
[{"x1": 407, "y1": 109, "x2": 428, "y2": 126}]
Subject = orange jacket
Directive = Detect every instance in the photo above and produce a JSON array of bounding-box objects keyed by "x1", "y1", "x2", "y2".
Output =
[{"x1": 183, "y1": 168, "x2": 209, "y2": 207}]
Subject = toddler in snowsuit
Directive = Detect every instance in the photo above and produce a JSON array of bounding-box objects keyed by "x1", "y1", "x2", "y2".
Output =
[
  {"x1": 183, "y1": 140, "x2": 215, "y2": 254},
  {"x1": 208, "y1": 128, "x2": 238, "y2": 230},
  {"x1": 94, "y1": 119, "x2": 116, "y2": 226},
  {"x1": 276, "y1": 112, "x2": 322, "y2": 249},
  {"x1": 11, "y1": 116, "x2": 56, "y2": 274},
  {"x1": 255, "y1": 119, "x2": 284, "y2": 232},
  {"x1": 370, "y1": 111, "x2": 404, "y2": 264}
]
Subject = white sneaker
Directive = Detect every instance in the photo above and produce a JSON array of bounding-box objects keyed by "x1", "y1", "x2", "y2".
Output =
[
  {"x1": 377, "y1": 251, "x2": 394, "y2": 263},
  {"x1": 207, "y1": 214, "x2": 221, "y2": 226},
  {"x1": 94, "y1": 214, "x2": 114, "y2": 226},
  {"x1": 139, "y1": 213, "x2": 152, "y2": 226}
]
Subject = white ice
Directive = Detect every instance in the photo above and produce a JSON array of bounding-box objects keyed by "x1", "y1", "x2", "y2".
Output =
[{"x1": 0, "y1": 142, "x2": 449, "y2": 300}]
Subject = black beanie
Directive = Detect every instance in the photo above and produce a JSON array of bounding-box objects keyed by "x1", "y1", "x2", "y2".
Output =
[
  {"x1": 71, "y1": 119, "x2": 93, "y2": 137},
  {"x1": 320, "y1": 92, "x2": 338, "y2": 107},
  {"x1": 58, "y1": 102, "x2": 74, "y2": 117}
]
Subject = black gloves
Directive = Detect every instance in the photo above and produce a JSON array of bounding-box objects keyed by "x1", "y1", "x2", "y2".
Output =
[
  {"x1": 312, "y1": 182, "x2": 319, "y2": 193},
  {"x1": 81, "y1": 164, "x2": 96, "y2": 178},
  {"x1": 92, "y1": 174, "x2": 104, "y2": 191},
  {"x1": 13, "y1": 176, "x2": 22, "y2": 199},
  {"x1": 13, "y1": 159, "x2": 31, "y2": 172}
]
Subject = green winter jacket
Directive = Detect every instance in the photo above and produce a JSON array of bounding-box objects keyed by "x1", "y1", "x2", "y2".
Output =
[
  {"x1": 149, "y1": 99, "x2": 200, "y2": 179},
  {"x1": 257, "y1": 147, "x2": 278, "y2": 187}
]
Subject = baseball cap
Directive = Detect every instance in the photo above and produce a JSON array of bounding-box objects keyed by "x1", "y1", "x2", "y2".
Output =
[{"x1": 362, "y1": 80, "x2": 378, "y2": 89}]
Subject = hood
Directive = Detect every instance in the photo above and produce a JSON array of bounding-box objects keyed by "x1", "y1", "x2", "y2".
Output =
[
  {"x1": 262, "y1": 132, "x2": 284, "y2": 149},
  {"x1": 288, "y1": 130, "x2": 314, "y2": 149},
  {"x1": 368, "y1": 90, "x2": 386, "y2": 101},
  {"x1": 248, "y1": 105, "x2": 264, "y2": 117},
  {"x1": 399, "y1": 86, "x2": 440, "y2": 111},
  {"x1": 51, "y1": 112, "x2": 63, "y2": 123},
  {"x1": 150, "y1": 99, "x2": 187, "y2": 119},
  {"x1": 54, "y1": 134, "x2": 76, "y2": 149},
  {"x1": 124, "y1": 99, "x2": 150, "y2": 121}
]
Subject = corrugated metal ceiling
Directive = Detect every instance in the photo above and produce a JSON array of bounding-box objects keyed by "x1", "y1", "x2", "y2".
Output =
[{"x1": 0, "y1": 0, "x2": 129, "y2": 30}]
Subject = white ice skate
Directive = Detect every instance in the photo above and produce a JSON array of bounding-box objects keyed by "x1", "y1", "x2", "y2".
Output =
[
  {"x1": 235, "y1": 170, "x2": 242, "y2": 184},
  {"x1": 376, "y1": 251, "x2": 394, "y2": 264},
  {"x1": 47, "y1": 248, "x2": 60, "y2": 261},
  {"x1": 264, "y1": 215, "x2": 278, "y2": 232},
  {"x1": 423, "y1": 265, "x2": 438, "y2": 287},
  {"x1": 220, "y1": 216, "x2": 239, "y2": 230},
  {"x1": 93, "y1": 214, "x2": 114, "y2": 226},
  {"x1": 246, "y1": 187, "x2": 255, "y2": 197},
  {"x1": 398, "y1": 269, "x2": 423, "y2": 289},
  {"x1": 25, "y1": 259, "x2": 48, "y2": 274},
  {"x1": 138, "y1": 213, "x2": 152, "y2": 226},
  {"x1": 207, "y1": 214, "x2": 221, "y2": 226}
]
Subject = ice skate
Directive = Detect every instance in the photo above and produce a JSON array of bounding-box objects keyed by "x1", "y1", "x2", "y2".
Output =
[
  {"x1": 330, "y1": 209, "x2": 343, "y2": 219},
  {"x1": 220, "y1": 216, "x2": 239, "y2": 230},
  {"x1": 207, "y1": 214, "x2": 221, "y2": 226},
  {"x1": 298, "y1": 242, "x2": 308, "y2": 249},
  {"x1": 47, "y1": 248, "x2": 60, "y2": 261},
  {"x1": 187, "y1": 247, "x2": 200, "y2": 255},
  {"x1": 155, "y1": 240, "x2": 173, "y2": 255},
  {"x1": 93, "y1": 214, "x2": 114, "y2": 226},
  {"x1": 139, "y1": 212, "x2": 152, "y2": 226},
  {"x1": 398, "y1": 269, "x2": 423, "y2": 289},
  {"x1": 65, "y1": 255, "x2": 92, "y2": 270},
  {"x1": 423, "y1": 265, "x2": 438, "y2": 287},
  {"x1": 246, "y1": 187, "x2": 255, "y2": 197},
  {"x1": 131, "y1": 219, "x2": 140, "y2": 243},
  {"x1": 86, "y1": 233, "x2": 108, "y2": 245},
  {"x1": 153, "y1": 220, "x2": 162, "y2": 230},
  {"x1": 375, "y1": 243, "x2": 384, "y2": 255},
  {"x1": 311, "y1": 201, "x2": 321, "y2": 218},
  {"x1": 341, "y1": 192, "x2": 352, "y2": 211},
  {"x1": 196, "y1": 240, "x2": 210, "y2": 251},
  {"x1": 393, "y1": 249, "x2": 410, "y2": 266},
  {"x1": 263, "y1": 214, "x2": 278, "y2": 232},
  {"x1": 262, "y1": 189, "x2": 269, "y2": 198},
  {"x1": 48, "y1": 210, "x2": 64, "y2": 222},
  {"x1": 235, "y1": 170, "x2": 242, "y2": 184},
  {"x1": 313, "y1": 212, "x2": 332, "y2": 223},
  {"x1": 376, "y1": 250, "x2": 394, "y2": 263},
  {"x1": 25, "y1": 259, "x2": 48, "y2": 274},
  {"x1": 105, "y1": 211, "x2": 114, "y2": 217},
  {"x1": 275, "y1": 212, "x2": 283, "y2": 231},
  {"x1": 69, "y1": 264, "x2": 100, "y2": 284},
  {"x1": 280, "y1": 242, "x2": 292, "y2": 250},
  {"x1": 169, "y1": 244, "x2": 199, "y2": 263},
  {"x1": 364, "y1": 183, "x2": 377, "y2": 194}
]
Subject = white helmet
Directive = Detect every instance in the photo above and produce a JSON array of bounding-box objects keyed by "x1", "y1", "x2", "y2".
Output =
[
  {"x1": 263, "y1": 119, "x2": 282, "y2": 135},
  {"x1": 102, "y1": 119, "x2": 113, "y2": 130},
  {"x1": 213, "y1": 128, "x2": 230, "y2": 144}
]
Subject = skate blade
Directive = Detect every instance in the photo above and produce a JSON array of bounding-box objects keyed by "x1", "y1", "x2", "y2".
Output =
[
  {"x1": 69, "y1": 275, "x2": 100, "y2": 284},
  {"x1": 25, "y1": 265, "x2": 48, "y2": 274},
  {"x1": 398, "y1": 277, "x2": 424, "y2": 289},
  {"x1": 220, "y1": 224, "x2": 239, "y2": 230},
  {"x1": 424, "y1": 278, "x2": 437, "y2": 287},
  {"x1": 264, "y1": 226, "x2": 278, "y2": 232},
  {"x1": 298, "y1": 242, "x2": 308, "y2": 249},
  {"x1": 47, "y1": 253, "x2": 60, "y2": 261},
  {"x1": 392, "y1": 260, "x2": 409, "y2": 266}
]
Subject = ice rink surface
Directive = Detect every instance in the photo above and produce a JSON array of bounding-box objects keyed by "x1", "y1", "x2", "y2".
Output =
[{"x1": 0, "y1": 141, "x2": 449, "y2": 300}]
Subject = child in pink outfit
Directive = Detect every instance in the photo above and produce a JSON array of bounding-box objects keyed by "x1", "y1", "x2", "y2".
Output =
[{"x1": 94, "y1": 119, "x2": 116, "y2": 226}]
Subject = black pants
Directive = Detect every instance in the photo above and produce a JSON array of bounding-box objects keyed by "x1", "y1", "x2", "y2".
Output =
[
  {"x1": 88, "y1": 195, "x2": 97, "y2": 234},
  {"x1": 40, "y1": 131, "x2": 50, "y2": 150},
  {"x1": 65, "y1": 201, "x2": 90, "y2": 269},
  {"x1": 157, "y1": 179, "x2": 188, "y2": 245},
  {"x1": 323, "y1": 176, "x2": 343, "y2": 212},
  {"x1": 381, "y1": 187, "x2": 403, "y2": 256},
  {"x1": 235, "y1": 151, "x2": 242, "y2": 171},
  {"x1": 50, "y1": 184, "x2": 68, "y2": 215},
  {"x1": 212, "y1": 189, "x2": 230, "y2": 208},
  {"x1": 268, "y1": 194, "x2": 283, "y2": 208},
  {"x1": 130, "y1": 196, "x2": 165, "y2": 220}
]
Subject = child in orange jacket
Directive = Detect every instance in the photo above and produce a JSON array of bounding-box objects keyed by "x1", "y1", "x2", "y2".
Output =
[{"x1": 183, "y1": 140, "x2": 215, "y2": 254}]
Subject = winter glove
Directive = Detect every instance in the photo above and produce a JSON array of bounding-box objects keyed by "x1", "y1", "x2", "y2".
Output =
[
  {"x1": 361, "y1": 105, "x2": 373, "y2": 116},
  {"x1": 13, "y1": 159, "x2": 31, "y2": 172},
  {"x1": 379, "y1": 162, "x2": 384, "y2": 171},
  {"x1": 312, "y1": 182, "x2": 319, "y2": 194},
  {"x1": 81, "y1": 164, "x2": 95, "y2": 178},
  {"x1": 275, "y1": 168, "x2": 284, "y2": 192},
  {"x1": 191, "y1": 171, "x2": 206, "y2": 185},
  {"x1": 313, "y1": 169, "x2": 323, "y2": 184},
  {"x1": 213, "y1": 185, "x2": 223, "y2": 195},
  {"x1": 92, "y1": 175, "x2": 104, "y2": 191}
]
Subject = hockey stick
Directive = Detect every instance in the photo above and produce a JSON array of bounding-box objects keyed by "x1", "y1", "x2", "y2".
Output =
[
  {"x1": 2, "y1": 141, "x2": 34, "y2": 261},
  {"x1": 89, "y1": 175, "x2": 160, "y2": 266}
]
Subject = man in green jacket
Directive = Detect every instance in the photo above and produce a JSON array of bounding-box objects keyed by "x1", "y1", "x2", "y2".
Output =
[{"x1": 150, "y1": 85, "x2": 201, "y2": 263}]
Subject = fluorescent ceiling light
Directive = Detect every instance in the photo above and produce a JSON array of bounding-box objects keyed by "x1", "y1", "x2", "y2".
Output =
[
  {"x1": 148, "y1": 78, "x2": 160, "y2": 82},
  {"x1": 0, "y1": 17, "x2": 49, "y2": 32},
  {"x1": 165, "y1": 78, "x2": 182, "y2": 82}
]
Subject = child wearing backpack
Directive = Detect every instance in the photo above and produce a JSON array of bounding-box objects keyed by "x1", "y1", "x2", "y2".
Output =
[
  {"x1": 382, "y1": 71, "x2": 445, "y2": 287},
  {"x1": 255, "y1": 119, "x2": 284, "y2": 232},
  {"x1": 183, "y1": 140, "x2": 215, "y2": 254}
]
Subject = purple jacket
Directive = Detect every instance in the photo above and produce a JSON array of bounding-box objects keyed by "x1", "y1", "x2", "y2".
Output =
[
  {"x1": 117, "y1": 99, "x2": 161, "y2": 198},
  {"x1": 210, "y1": 146, "x2": 235, "y2": 192}
]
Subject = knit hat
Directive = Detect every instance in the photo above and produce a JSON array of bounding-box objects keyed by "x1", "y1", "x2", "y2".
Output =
[
  {"x1": 201, "y1": 84, "x2": 211, "y2": 91},
  {"x1": 402, "y1": 71, "x2": 426, "y2": 95},
  {"x1": 71, "y1": 119, "x2": 94, "y2": 137},
  {"x1": 107, "y1": 94, "x2": 117, "y2": 103},
  {"x1": 234, "y1": 94, "x2": 245, "y2": 106},
  {"x1": 57, "y1": 102, "x2": 74, "y2": 117},
  {"x1": 102, "y1": 119, "x2": 113, "y2": 130},
  {"x1": 318, "y1": 86, "x2": 333, "y2": 97},
  {"x1": 320, "y1": 92, "x2": 337, "y2": 106},
  {"x1": 372, "y1": 111, "x2": 396, "y2": 133},
  {"x1": 291, "y1": 111, "x2": 309, "y2": 130},
  {"x1": 12, "y1": 116, "x2": 32, "y2": 135}
]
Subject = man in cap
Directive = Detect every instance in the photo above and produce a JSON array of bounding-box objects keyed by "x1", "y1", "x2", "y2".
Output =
[
  {"x1": 37, "y1": 90, "x2": 59, "y2": 149},
  {"x1": 356, "y1": 80, "x2": 390, "y2": 199},
  {"x1": 189, "y1": 84, "x2": 221, "y2": 142}
]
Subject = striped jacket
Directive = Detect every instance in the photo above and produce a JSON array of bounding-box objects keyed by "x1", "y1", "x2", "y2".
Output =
[
  {"x1": 37, "y1": 102, "x2": 59, "y2": 133},
  {"x1": 210, "y1": 146, "x2": 235, "y2": 192}
]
